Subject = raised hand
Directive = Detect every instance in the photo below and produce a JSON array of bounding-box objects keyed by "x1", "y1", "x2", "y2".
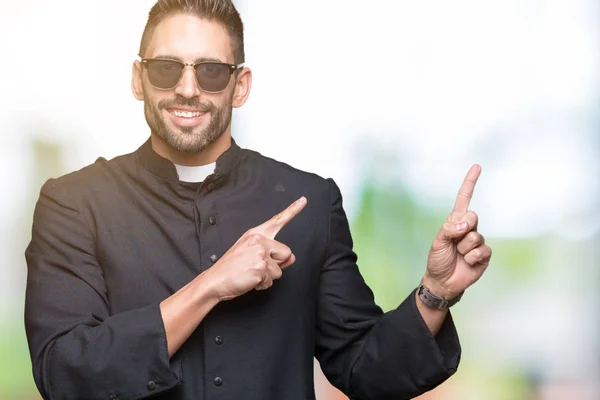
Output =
[
  {"x1": 204, "y1": 196, "x2": 307, "y2": 302},
  {"x1": 425, "y1": 165, "x2": 492, "y2": 299}
]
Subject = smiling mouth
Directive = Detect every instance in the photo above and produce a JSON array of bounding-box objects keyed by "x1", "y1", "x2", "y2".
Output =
[
  {"x1": 165, "y1": 107, "x2": 209, "y2": 127},
  {"x1": 168, "y1": 109, "x2": 206, "y2": 118}
]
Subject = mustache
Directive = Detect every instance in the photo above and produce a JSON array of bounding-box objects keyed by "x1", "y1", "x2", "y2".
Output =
[{"x1": 158, "y1": 96, "x2": 215, "y2": 112}]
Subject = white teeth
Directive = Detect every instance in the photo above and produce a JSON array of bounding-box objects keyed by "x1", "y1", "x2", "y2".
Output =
[{"x1": 173, "y1": 110, "x2": 203, "y2": 118}]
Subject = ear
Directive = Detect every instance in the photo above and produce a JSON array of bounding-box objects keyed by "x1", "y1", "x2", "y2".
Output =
[
  {"x1": 232, "y1": 67, "x2": 252, "y2": 108},
  {"x1": 131, "y1": 60, "x2": 144, "y2": 101}
]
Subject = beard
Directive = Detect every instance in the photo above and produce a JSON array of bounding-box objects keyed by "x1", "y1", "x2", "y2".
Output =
[{"x1": 143, "y1": 92, "x2": 233, "y2": 153}]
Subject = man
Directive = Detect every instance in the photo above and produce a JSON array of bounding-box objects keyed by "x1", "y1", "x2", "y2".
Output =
[{"x1": 24, "y1": 1, "x2": 492, "y2": 399}]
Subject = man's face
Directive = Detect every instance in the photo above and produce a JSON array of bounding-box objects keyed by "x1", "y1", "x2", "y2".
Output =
[{"x1": 136, "y1": 14, "x2": 238, "y2": 153}]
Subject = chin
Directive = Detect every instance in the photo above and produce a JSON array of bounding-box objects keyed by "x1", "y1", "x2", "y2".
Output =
[{"x1": 170, "y1": 132, "x2": 221, "y2": 153}]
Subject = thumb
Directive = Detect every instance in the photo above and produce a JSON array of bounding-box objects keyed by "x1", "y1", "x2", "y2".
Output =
[
  {"x1": 279, "y1": 253, "x2": 296, "y2": 269},
  {"x1": 436, "y1": 220, "x2": 470, "y2": 243},
  {"x1": 437, "y1": 210, "x2": 478, "y2": 243}
]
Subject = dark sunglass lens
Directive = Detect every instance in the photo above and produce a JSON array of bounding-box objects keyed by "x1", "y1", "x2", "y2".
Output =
[
  {"x1": 146, "y1": 60, "x2": 183, "y2": 89},
  {"x1": 196, "y1": 63, "x2": 231, "y2": 92}
]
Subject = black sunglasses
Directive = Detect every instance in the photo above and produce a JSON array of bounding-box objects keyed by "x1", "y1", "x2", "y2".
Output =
[{"x1": 140, "y1": 58, "x2": 244, "y2": 93}]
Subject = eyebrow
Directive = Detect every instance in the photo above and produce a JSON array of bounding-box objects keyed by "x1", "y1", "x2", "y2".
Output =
[{"x1": 152, "y1": 54, "x2": 226, "y2": 63}]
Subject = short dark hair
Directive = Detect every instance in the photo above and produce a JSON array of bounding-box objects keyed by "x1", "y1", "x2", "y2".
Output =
[{"x1": 139, "y1": 0, "x2": 245, "y2": 64}]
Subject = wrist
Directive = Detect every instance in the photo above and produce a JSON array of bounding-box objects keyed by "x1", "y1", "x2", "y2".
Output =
[
  {"x1": 192, "y1": 270, "x2": 222, "y2": 307},
  {"x1": 418, "y1": 275, "x2": 464, "y2": 311},
  {"x1": 421, "y1": 274, "x2": 454, "y2": 299}
]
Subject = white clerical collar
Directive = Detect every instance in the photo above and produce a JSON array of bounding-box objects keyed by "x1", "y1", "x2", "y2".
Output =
[{"x1": 174, "y1": 162, "x2": 216, "y2": 183}]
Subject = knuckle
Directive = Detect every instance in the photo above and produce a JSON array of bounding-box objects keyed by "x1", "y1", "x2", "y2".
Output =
[
  {"x1": 465, "y1": 254, "x2": 476, "y2": 265},
  {"x1": 442, "y1": 221, "x2": 453, "y2": 232},
  {"x1": 257, "y1": 259, "x2": 267, "y2": 270},
  {"x1": 457, "y1": 191, "x2": 470, "y2": 200},
  {"x1": 269, "y1": 213, "x2": 283, "y2": 227},
  {"x1": 244, "y1": 228, "x2": 258, "y2": 238},
  {"x1": 259, "y1": 275, "x2": 272, "y2": 287},
  {"x1": 248, "y1": 233, "x2": 263, "y2": 245},
  {"x1": 255, "y1": 247, "x2": 267, "y2": 259},
  {"x1": 468, "y1": 231, "x2": 481, "y2": 243},
  {"x1": 465, "y1": 210, "x2": 478, "y2": 223},
  {"x1": 467, "y1": 210, "x2": 478, "y2": 218},
  {"x1": 272, "y1": 268, "x2": 283, "y2": 279},
  {"x1": 256, "y1": 271, "x2": 267, "y2": 284},
  {"x1": 486, "y1": 246, "x2": 492, "y2": 258}
]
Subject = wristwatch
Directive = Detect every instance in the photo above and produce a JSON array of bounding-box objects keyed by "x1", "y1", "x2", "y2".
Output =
[{"x1": 417, "y1": 281, "x2": 464, "y2": 310}]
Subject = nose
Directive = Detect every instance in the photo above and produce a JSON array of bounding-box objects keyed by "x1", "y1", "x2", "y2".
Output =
[{"x1": 174, "y1": 66, "x2": 201, "y2": 99}]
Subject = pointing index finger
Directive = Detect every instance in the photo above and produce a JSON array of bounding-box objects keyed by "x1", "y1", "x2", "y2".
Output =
[
  {"x1": 452, "y1": 164, "x2": 481, "y2": 214},
  {"x1": 260, "y1": 196, "x2": 307, "y2": 239}
]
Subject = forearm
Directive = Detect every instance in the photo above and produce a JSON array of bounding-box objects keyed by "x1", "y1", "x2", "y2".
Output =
[
  {"x1": 414, "y1": 291, "x2": 448, "y2": 337},
  {"x1": 26, "y1": 274, "x2": 220, "y2": 399},
  {"x1": 28, "y1": 303, "x2": 183, "y2": 399},
  {"x1": 416, "y1": 274, "x2": 452, "y2": 337},
  {"x1": 160, "y1": 270, "x2": 220, "y2": 357},
  {"x1": 346, "y1": 291, "x2": 461, "y2": 400}
]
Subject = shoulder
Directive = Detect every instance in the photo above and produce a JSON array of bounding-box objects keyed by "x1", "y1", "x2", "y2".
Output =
[
  {"x1": 39, "y1": 150, "x2": 138, "y2": 207},
  {"x1": 240, "y1": 148, "x2": 337, "y2": 194},
  {"x1": 239, "y1": 148, "x2": 343, "y2": 209}
]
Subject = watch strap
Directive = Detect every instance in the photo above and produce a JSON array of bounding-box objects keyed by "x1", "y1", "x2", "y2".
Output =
[{"x1": 417, "y1": 281, "x2": 463, "y2": 310}]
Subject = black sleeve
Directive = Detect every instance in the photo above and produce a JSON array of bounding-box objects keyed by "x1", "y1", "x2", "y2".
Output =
[
  {"x1": 24, "y1": 179, "x2": 182, "y2": 400},
  {"x1": 314, "y1": 178, "x2": 461, "y2": 400}
]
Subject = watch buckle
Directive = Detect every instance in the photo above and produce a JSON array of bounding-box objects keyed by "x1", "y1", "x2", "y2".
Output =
[{"x1": 437, "y1": 299, "x2": 449, "y2": 310}]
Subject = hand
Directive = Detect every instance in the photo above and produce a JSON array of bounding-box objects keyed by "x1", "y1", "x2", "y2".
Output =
[
  {"x1": 424, "y1": 165, "x2": 492, "y2": 299},
  {"x1": 204, "y1": 196, "x2": 307, "y2": 302}
]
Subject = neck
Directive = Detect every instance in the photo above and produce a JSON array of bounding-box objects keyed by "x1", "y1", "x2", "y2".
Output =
[{"x1": 150, "y1": 130, "x2": 232, "y2": 167}]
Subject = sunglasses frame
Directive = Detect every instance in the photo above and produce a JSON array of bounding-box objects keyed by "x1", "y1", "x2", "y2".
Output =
[{"x1": 140, "y1": 57, "x2": 245, "y2": 93}]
